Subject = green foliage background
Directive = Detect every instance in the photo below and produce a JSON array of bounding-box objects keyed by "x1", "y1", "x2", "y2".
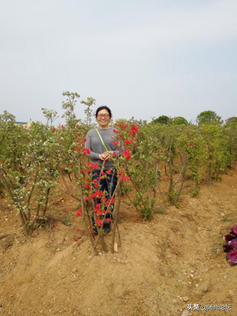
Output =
[{"x1": 1, "y1": 100, "x2": 237, "y2": 234}]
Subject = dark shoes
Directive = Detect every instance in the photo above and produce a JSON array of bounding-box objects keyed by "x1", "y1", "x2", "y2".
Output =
[{"x1": 103, "y1": 221, "x2": 111, "y2": 234}]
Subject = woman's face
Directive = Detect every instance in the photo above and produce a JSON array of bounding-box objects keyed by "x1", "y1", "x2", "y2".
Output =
[{"x1": 96, "y1": 109, "x2": 111, "y2": 129}]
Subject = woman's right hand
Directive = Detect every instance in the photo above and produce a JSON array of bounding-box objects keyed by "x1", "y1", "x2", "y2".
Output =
[{"x1": 99, "y1": 152, "x2": 111, "y2": 161}]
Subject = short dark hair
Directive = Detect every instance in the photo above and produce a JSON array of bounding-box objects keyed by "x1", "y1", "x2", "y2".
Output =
[{"x1": 95, "y1": 106, "x2": 112, "y2": 118}]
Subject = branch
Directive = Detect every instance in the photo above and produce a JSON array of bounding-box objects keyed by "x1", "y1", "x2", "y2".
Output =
[
  {"x1": 27, "y1": 164, "x2": 39, "y2": 204},
  {"x1": 58, "y1": 167, "x2": 80, "y2": 201},
  {"x1": 78, "y1": 159, "x2": 99, "y2": 256}
]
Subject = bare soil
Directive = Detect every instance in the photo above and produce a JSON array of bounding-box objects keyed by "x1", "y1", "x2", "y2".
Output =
[{"x1": 0, "y1": 169, "x2": 237, "y2": 316}]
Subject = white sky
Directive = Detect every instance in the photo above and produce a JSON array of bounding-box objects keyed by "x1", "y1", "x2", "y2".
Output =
[{"x1": 0, "y1": 0, "x2": 237, "y2": 124}]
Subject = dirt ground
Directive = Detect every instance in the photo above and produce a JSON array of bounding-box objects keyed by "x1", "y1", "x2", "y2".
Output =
[{"x1": 0, "y1": 168, "x2": 237, "y2": 316}]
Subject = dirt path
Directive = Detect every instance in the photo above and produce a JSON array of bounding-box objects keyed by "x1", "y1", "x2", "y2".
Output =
[{"x1": 0, "y1": 170, "x2": 237, "y2": 316}]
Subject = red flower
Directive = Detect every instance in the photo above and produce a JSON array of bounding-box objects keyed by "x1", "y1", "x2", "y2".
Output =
[
  {"x1": 69, "y1": 162, "x2": 74, "y2": 167},
  {"x1": 93, "y1": 190, "x2": 104, "y2": 199},
  {"x1": 96, "y1": 219, "x2": 103, "y2": 226},
  {"x1": 121, "y1": 176, "x2": 130, "y2": 181},
  {"x1": 124, "y1": 140, "x2": 133, "y2": 145},
  {"x1": 112, "y1": 140, "x2": 118, "y2": 146},
  {"x1": 123, "y1": 149, "x2": 131, "y2": 159},
  {"x1": 119, "y1": 122, "x2": 128, "y2": 130},
  {"x1": 87, "y1": 162, "x2": 99, "y2": 169},
  {"x1": 92, "y1": 179, "x2": 98, "y2": 188},
  {"x1": 83, "y1": 148, "x2": 91, "y2": 156},
  {"x1": 117, "y1": 167, "x2": 126, "y2": 177},
  {"x1": 52, "y1": 127, "x2": 56, "y2": 132},
  {"x1": 130, "y1": 125, "x2": 139, "y2": 135},
  {"x1": 77, "y1": 209, "x2": 82, "y2": 217}
]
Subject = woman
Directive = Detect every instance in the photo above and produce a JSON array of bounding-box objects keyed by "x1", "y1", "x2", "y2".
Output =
[{"x1": 85, "y1": 106, "x2": 120, "y2": 234}]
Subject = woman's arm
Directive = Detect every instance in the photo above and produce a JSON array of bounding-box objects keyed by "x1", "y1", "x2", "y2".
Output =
[{"x1": 85, "y1": 133, "x2": 101, "y2": 160}]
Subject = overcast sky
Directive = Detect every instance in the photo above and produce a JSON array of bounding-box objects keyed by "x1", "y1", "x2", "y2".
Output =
[{"x1": 0, "y1": 0, "x2": 237, "y2": 125}]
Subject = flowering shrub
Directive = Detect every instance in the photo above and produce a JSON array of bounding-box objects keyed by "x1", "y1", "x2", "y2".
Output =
[
  {"x1": 0, "y1": 121, "x2": 59, "y2": 235},
  {"x1": 166, "y1": 124, "x2": 207, "y2": 204},
  {"x1": 71, "y1": 121, "x2": 139, "y2": 254},
  {"x1": 124, "y1": 122, "x2": 166, "y2": 219},
  {"x1": 199, "y1": 123, "x2": 229, "y2": 183}
]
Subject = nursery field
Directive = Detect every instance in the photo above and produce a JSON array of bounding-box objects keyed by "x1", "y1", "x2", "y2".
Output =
[
  {"x1": 0, "y1": 167, "x2": 237, "y2": 316},
  {"x1": 1, "y1": 106, "x2": 237, "y2": 315}
]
